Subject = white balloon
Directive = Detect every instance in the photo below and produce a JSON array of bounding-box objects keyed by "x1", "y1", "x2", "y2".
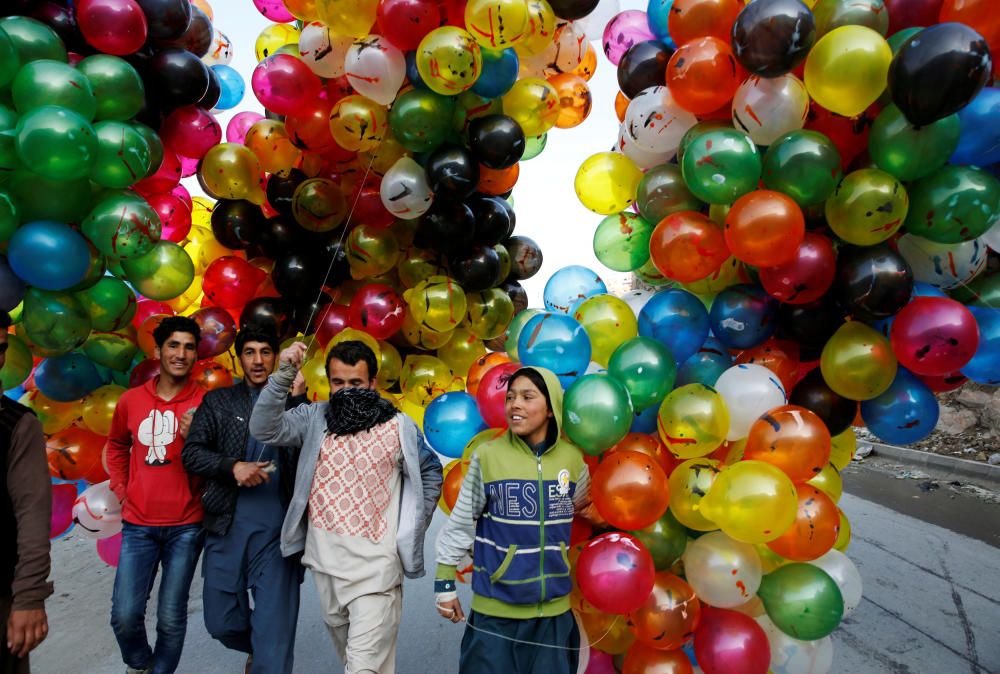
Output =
[
  {"x1": 616, "y1": 124, "x2": 674, "y2": 169},
  {"x1": 623, "y1": 86, "x2": 698, "y2": 157},
  {"x1": 896, "y1": 233, "x2": 988, "y2": 290},
  {"x1": 983, "y1": 218, "x2": 1000, "y2": 252},
  {"x1": 809, "y1": 549, "x2": 863, "y2": 617},
  {"x1": 757, "y1": 615, "x2": 834, "y2": 674},
  {"x1": 682, "y1": 531, "x2": 763, "y2": 608},
  {"x1": 581, "y1": 0, "x2": 622, "y2": 42},
  {"x1": 380, "y1": 157, "x2": 434, "y2": 219},
  {"x1": 298, "y1": 22, "x2": 353, "y2": 79},
  {"x1": 620, "y1": 288, "x2": 654, "y2": 316},
  {"x1": 715, "y1": 363, "x2": 787, "y2": 440},
  {"x1": 72, "y1": 480, "x2": 122, "y2": 540},
  {"x1": 344, "y1": 35, "x2": 406, "y2": 106},
  {"x1": 203, "y1": 29, "x2": 233, "y2": 66},
  {"x1": 732, "y1": 74, "x2": 810, "y2": 146}
]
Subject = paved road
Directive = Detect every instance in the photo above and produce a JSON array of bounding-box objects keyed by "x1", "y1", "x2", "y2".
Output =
[{"x1": 31, "y1": 461, "x2": 1000, "y2": 674}]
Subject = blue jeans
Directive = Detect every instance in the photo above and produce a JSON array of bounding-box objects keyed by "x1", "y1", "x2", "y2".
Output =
[{"x1": 110, "y1": 522, "x2": 204, "y2": 674}]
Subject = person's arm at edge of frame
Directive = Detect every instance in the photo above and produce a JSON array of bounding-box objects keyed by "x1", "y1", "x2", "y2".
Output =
[
  {"x1": 434, "y1": 452, "x2": 487, "y2": 623},
  {"x1": 249, "y1": 342, "x2": 310, "y2": 448}
]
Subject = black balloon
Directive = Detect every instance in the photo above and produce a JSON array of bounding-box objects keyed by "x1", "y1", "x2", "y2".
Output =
[
  {"x1": 469, "y1": 195, "x2": 515, "y2": 246},
  {"x1": 197, "y1": 65, "x2": 221, "y2": 110},
  {"x1": 889, "y1": 22, "x2": 993, "y2": 126},
  {"x1": 834, "y1": 244, "x2": 913, "y2": 322},
  {"x1": 32, "y1": 2, "x2": 86, "y2": 53},
  {"x1": 266, "y1": 169, "x2": 308, "y2": 218},
  {"x1": 731, "y1": 0, "x2": 816, "y2": 77},
  {"x1": 145, "y1": 48, "x2": 210, "y2": 110},
  {"x1": 258, "y1": 218, "x2": 300, "y2": 257},
  {"x1": 501, "y1": 280, "x2": 528, "y2": 315},
  {"x1": 617, "y1": 40, "x2": 673, "y2": 99},
  {"x1": 548, "y1": 0, "x2": 599, "y2": 20},
  {"x1": 273, "y1": 252, "x2": 322, "y2": 298},
  {"x1": 776, "y1": 298, "x2": 845, "y2": 362},
  {"x1": 425, "y1": 145, "x2": 480, "y2": 198},
  {"x1": 310, "y1": 237, "x2": 351, "y2": 287},
  {"x1": 415, "y1": 200, "x2": 475, "y2": 256},
  {"x1": 211, "y1": 200, "x2": 264, "y2": 250},
  {"x1": 468, "y1": 115, "x2": 525, "y2": 169},
  {"x1": 157, "y1": 5, "x2": 213, "y2": 57},
  {"x1": 450, "y1": 245, "x2": 502, "y2": 291},
  {"x1": 291, "y1": 291, "x2": 333, "y2": 334},
  {"x1": 504, "y1": 235, "x2": 543, "y2": 281},
  {"x1": 240, "y1": 296, "x2": 292, "y2": 338},
  {"x1": 789, "y1": 368, "x2": 857, "y2": 436},
  {"x1": 135, "y1": 0, "x2": 192, "y2": 41}
]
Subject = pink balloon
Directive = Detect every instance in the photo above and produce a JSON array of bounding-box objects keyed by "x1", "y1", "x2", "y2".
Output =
[
  {"x1": 160, "y1": 106, "x2": 222, "y2": 160},
  {"x1": 170, "y1": 184, "x2": 193, "y2": 209},
  {"x1": 77, "y1": 0, "x2": 148, "y2": 55},
  {"x1": 252, "y1": 54, "x2": 324, "y2": 116},
  {"x1": 693, "y1": 607, "x2": 771, "y2": 674},
  {"x1": 602, "y1": 10, "x2": 655, "y2": 66},
  {"x1": 97, "y1": 532, "x2": 123, "y2": 567},
  {"x1": 576, "y1": 532, "x2": 655, "y2": 615},
  {"x1": 890, "y1": 297, "x2": 980, "y2": 376},
  {"x1": 133, "y1": 150, "x2": 183, "y2": 195},
  {"x1": 227, "y1": 111, "x2": 265, "y2": 144},
  {"x1": 584, "y1": 649, "x2": 617, "y2": 674},
  {"x1": 475, "y1": 361, "x2": 522, "y2": 428},
  {"x1": 50, "y1": 483, "x2": 77, "y2": 539},
  {"x1": 145, "y1": 192, "x2": 192, "y2": 243},
  {"x1": 252, "y1": 0, "x2": 297, "y2": 22},
  {"x1": 349, "y1": 284, "x2": 405, "y2": 340},
  {"x1": 178, "y1": 154, "x2": 200, "y2": 179}
]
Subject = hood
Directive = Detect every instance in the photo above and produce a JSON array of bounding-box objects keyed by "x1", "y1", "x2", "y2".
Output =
[
  {"x1": 505, "y1": 366, "x2": 564, "y2": 450},
  {"x1": 143, "y1": 375, "x2": 202, "y2": 405}
]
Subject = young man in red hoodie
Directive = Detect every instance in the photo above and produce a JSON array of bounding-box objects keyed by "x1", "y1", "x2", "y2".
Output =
[{"x1": 106, "y1": 316, "x2": 205, "y2": 674}]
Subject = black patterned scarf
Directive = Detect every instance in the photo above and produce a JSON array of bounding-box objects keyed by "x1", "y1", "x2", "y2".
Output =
[{"x1": 325, "y1": 387, "x2": 398, "y2": 436}]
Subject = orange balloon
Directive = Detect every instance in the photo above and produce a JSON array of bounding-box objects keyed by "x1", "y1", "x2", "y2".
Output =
[
  {"x1": 572, "y1": 41, "x2": 598, "y2": 81},
  {"x1": 668, "y1": 0, "x2": 742, "y2": 45},
  {"x1": 724, "y1": 190, "x2": 805, "y2": 267},
  {"x1": 649, "y1": 211, "x2": 730, "y2": 283},
  {"x1": 137, "y1": 313, "x2": 170, "y2": 358},
  {"x1": 666, "y1": 37, "x2": 744, "y2": 115},
  {"x1": 766, "y1": 483, "x2": 840, "y2": 561},
  {"x1": 465, "y1": 352, "x2": 512, "y2": 397},
  {"x1": 940, "y1": 0, "x2": 1000, "y2": 75},
  {"x1": 609, "y1": 433, "x2": 680, "y2": 476},
  {"x1": 591, "y1": 450, "x2": 670, "y2": 530},
  {"x1": 623, "y1": 643, "x2": 695, "y2": 674},
  {"x1": 628, "y1": 572, "x2": 702, "y2": 651},
  {"x1": 477, "y1": 163, "x2": 519, "y2": 195},
  {"x1": 735, "y1": 339, "x2": 801, "y2": 393},
  {"x1": 440, "y1": 459, "x2": 470, "y2": 514},
  {"x1": 744, "y1": 405, "x2": 832, "y2": 483},
  {"x1": 191, "y1": 359, "x2": 234, "y2": 391},
  {"x1": 615, "y1": 91, "x2": 630, "y2": 122},
  {"x1": 47, "y1": 427, "x2": 107, "y2": 482},
  {"x1": 548, "y1": 73, "x2": 593, "y2": 129},
  {"x1": 578, "y1": 602, "x2": 636, "y2": 655}
]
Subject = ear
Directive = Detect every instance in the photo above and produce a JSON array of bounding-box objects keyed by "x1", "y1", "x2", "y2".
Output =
[{"x1": 154, "y1": 345, "x2": 161, "y2": 361}]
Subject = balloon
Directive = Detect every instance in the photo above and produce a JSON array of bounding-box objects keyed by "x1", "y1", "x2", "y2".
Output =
[
  {"x1": 475, "y1": 360, "x2": 521, "y2": 427},
  {"x1": 808, "y1": 549, "x2": 862, "y2": 617},
  {"x1": 959, "y1": 306, "x2": 1000, "y2": 385},
  {"x1": 577, "y1": 532, "x2": 655, "y2": 615},
  {"x1": 709, "y1": 285, "x2": 779, "y2": 351},
  {"x1": 575, "y1": 151, "x2": 642, "y2": 215},
  {"x1": 50, "y1": 482, "x2": 76, "y2": 539},
  {"x1": 97, "y1": 532, "x2": 123, "y2": 567},
  {"x1": 343, "y1": 35, "x2": 405, "y2": 105},
  {"x1": 379, "y1": 157, "x2": 432, "y2": 220},
  {"x1": 636, "y1": 165, "x2": 701, "y2": 227},
  {"x1": 602, "y1": 10, "x2": 655, "y2": 66},
  {"x1": 821, "y1": 321, "x2": 897, "y2": 400},
  {"x1": 756, "y1": 616, "x2": 834, "y2": 674},
  {"x1": 8, "y1": 221, "x2": 90, "y2": 291},
  {"x1": 681, "y1": 129, "x2": 761, "y2": 206},
  {"x1": 317, "y1": 0, "x2": 378, "y2": 38},
  {"x1": 201, "y1": 257, "x2": 265, "y2": 309},
  {"x1": 676, "y1": 338, "x2": 732, "y2": 388},
  {"x1": 732, "y1": 0, "x2": 817, "y2": 77},
  {"x1": 81, "y1": 384, "x2": 126, "y2": 437},
  {"x1": 951, "y1": 87, "x2": 1000, "y2": 166},
  {"x1": 629, "y1": 505, "x2": 687, "y2": 571},
  {"x1": 593, "y1": 212, "x2": 653, "y2": 273},
  {"x1": 389, "y1": 88, "x2": 455, "y2": 152},
  {"x1": 617, "y1": 40, "x2": 672, "y2": 101},
  {"x1": 607, "y1": 337, "x2": 675, "y2": 412},
  {"x1": 199, "y1": 143, "x2": 265, "y2": 204},
  {"x1": 12, "y1": 60, "x2": 95, "y2": 119},
  {"x1": 762, "y1": 130, "x2": 842, "y2": 208},
  {"x1": 869, "y1": 104, "x2": 960, "y2": 182},
  {"x1": 860, "y1": 367, "x2": 940, "y2": 444},
  {"x1": 0, "y1": 15, "x2": 66, "y2": 64},
  {"x1": 714, "y1": 364, "x2": 788, "y2": 442},
  {"x1": 825, "y1": 168, "x2": 908, "y2": 246},
  {"x1": 468, "y1": 114, "x2": 525, "y2": 170},
  {"x1": 15, "y1": 105, "x2": 97, "y2": 182},
  {"x1": 666, "y1": 37, "x2": 743, "y2": 115},
  {"x1": 638, "y1": 289, "x2": 709, "y2": 366},
  {"x1": 904, "y1": 165, "x2": 1000, "y2": 243},
  {"x1": 804, "y1": 26, "x2": 891, "y2": 117},
  {"x1": 656, "y1": 384, "x2": 728, "y2": 459},
  {"x1": 897, "y1": 235, "x2": 987, "y2": 291},
  {"x1": 81, "y1": 191, "x2": 161, "y2": 261},
  {"x1": 47, "y1": 427, "x2": 107, "y2": 483},
  {"x1": 693, "y1": 607, "x2": 771, "y2": 674},
  {"x1": 788, "y1": 369, "x2": 856, "y2": 438},
  {"x1": 145, "y1": 48, "x2": 211, "y2": 109},
  {"x1": 684, "y1": 531, "x2": 763, "y2": 608},
  {"x1": 732, "y1": 74, "x2": 810, "y2": 146},
  {"x1": 252, "y1": 54, "x2": 323, "y2": 117},
  {"x1": 77, "y1": 0, "x2": 147, "y2": 55},
  {"x1": 833, "y1": 244, "x2": 913, "y2": 322},
  {"x1": 540, "y1": 266, "x2": 604, "y2": 314},
  {"x1": 724, "y1": 191, "x2": 804, "y2": 268},
  {"x1": 700, "y1": 460, "x2": 798, "y2": 544},
  {"x1": 890, "y1": 296, "x2": 979, "y2": 376},
  {"x1": 758, "y1": 563, "x2": 843, "y2": 640},
  {"x1": 889, "y1": 22, "x2": 992, "y2": 126},
  {"x1": 122, "y1": 241, "x2": 195, "y2": 302},
  {"x1": 33, "y1": 353, "x2": 101, "y2": 403},
  {"x1": 505, "y1": 235, "x2": 544, "y2": 281},
  {"x1": 573, "y1": 295, "x2": 637, "y2": 367},
  {"x1": 742, "y1": 404, "x2": 832, "y2": 484},
  {"x1": 592, "y1": 449, "x2": 669, "y2": 530},
  {"x1": 415, "y1": 26, "x2": 482, "y2": 96},
  {"x1": 423, "y1": 392, "x2": 488, "y2": 458},
  {"x1": 22, "y1": 288, "x2": 92, "y2": 353},
  {"x1": 666, "y1": 457, "x2": 718, "y2": 530},
  {"x1": 763, "y1": 482, "x2": 840, "y2": 562},
  {"x1": 622, "y1": 644, "x2": 693, "y2": 674},
  {"x1": 563, "y1": 375, "x2": 633, "y2": 454},
  {"x1": 191, "y1": 358, "x2": 234, "y2": 392},
  {"x1": 72, "y1": 480, "x2": 122, "y2": 539},
  {"x1": 76, "y1": 277, "x2": 137, "y2": 333}
]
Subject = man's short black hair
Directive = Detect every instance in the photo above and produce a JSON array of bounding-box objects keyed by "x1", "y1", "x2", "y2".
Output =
[
  {"x1": 153, "y1": 315, "x2": 201, "y2": 347},
  {"x1": 235, "y1": 325, "x2": 279, "y2": 355},
  {"x1": 0, "y1": 309, "x2": 9, "y2": 330},
  {"x1": 325, "y1": 340, "x2": 378, "y2": 380}
]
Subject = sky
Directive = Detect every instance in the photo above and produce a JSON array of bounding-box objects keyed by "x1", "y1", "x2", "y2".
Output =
[{"x1": 207, "y1": 0, "x2": 647, "y2": 306}]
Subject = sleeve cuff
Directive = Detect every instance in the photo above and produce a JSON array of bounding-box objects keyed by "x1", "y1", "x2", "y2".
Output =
[
  {"x1": 435, "y1": 563, "x2": 457, "y2": 581},
  {"x1": 219, "y1": 457, "x2": 238, "y2": 477}
]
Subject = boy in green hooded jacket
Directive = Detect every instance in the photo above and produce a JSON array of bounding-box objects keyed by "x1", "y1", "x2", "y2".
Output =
[{"x1": 434, "y1": 366, "x2": 592, "y2": 673}]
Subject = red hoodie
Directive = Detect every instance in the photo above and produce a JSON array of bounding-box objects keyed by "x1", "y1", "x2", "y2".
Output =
[{"x1": 106, "y1": 376, "x2": 205, "y2": 526}]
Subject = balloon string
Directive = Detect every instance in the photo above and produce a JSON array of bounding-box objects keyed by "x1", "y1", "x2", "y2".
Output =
[{"x1": 460, "y1": 614, "x2": 621, "y2": 652}]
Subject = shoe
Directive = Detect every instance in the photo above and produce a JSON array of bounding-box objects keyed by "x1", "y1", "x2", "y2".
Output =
[{"x1": 244, "y1": 654, "x2": 253, "y2": 674}]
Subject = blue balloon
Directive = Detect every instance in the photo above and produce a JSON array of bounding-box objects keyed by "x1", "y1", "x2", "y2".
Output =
[
  {"x1": 708, "y1": 284, "x2": 778, "y2": 350},
  {"x1": 675, "y1": 336, "x2": 732, "y2": 387},
  {"x1": 34, "y1": 353, "x2": 103, "y2": 402},
  {"x1": 8, "y1": 220, "x2": 90, "y2": 291},
  {"x1": 960, "y1": 306, "x2": 1000, "y2": 385},
  {"x1": 472, "y1": 48, "x2": 519, "y2": 98},
  {"x1": 646, "y1": 0, "x2": 676, "y2": 48},
  {"x1": 518, "y1": 313, "x2": 592, "y2": 389},
  {"x1": 423, "y1": 391, "x2": 487, "y2": 458},
  {"x1": 951, "y1": 87, "x2": 1000, "y2": 166},
  {"x1": 0, "y1": 256, "x2": 25, "y2": 312},
  {"x1": 860, "y1": 368, "x2": 939, "y2": 444},
  {"x1": 638, "y1": 288, "x2": 710, "y2": 364},
  {"x1": 630, "y1": 403, "x2": 659, "y2": 433},
  {"x1": 211, "y1": 65, "x2": 245, "y2": 111},
  {"x1": 543, "y1": 265, "x2": 607, "y2": 313},
  {"x1": 4, "y1": 385, "x2": 26, "y2": 402}
]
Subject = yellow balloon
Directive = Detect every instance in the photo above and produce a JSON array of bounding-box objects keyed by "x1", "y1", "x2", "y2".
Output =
[
  {"x1": 20, "y1": 391, "x2": 80, "y2": 435},
  {"x1": 301, "y1": 352, "x2": 331, "y2": 402},
  {"x1": 465, "y1": 0, "x2": 530, "y2": 49},
  {"x1": 317, "y1": 0, "x2": 378, "y2": 38},
  {"x1": 808, "y1": 462, "x2": 844, "y2": 503},
  {"x1": 820, "y1": 321, "x2": 897, "y2": 400},
  {"x1": 834, "y1": 509, "x2": 851, "y2": 551},
  {"x1": 437, "y1": 325, "x2": 487, "y2": 377},
  {"x1": 191, "y1": 197, "x2": 214, "y2": 228},
  {"x1": 329, "y1": 95, "x2": 387, "y2": 152},
  {"x1": 755, "y1": 543, "x2": 792, "y2": 574},
  {"x1": 362, "y1": 133, "x2": 408, "y2": 176},
  {"x1": 825, "y1": 168, "x2": 908, "y2": 245},
  {"x1": 657, "y1": 384, "x2": 730, "y2": 459},
  {"x1": 376, "y1": 340, "x2": 402, "y2": 391},
  {"x1": 416, "y1": 27, "x2": 483, "y2": 96},
  {"x1": 399, "y1": 394, "x2": 426, "y2": 429},
  {"x1": 403, "y1": 275, "x2": 468, "y2": 333},
  {"x1": 398, "y1": 246, "x2": 448, "y2": 289},
  {"x1": 668, "y1": 457, "x2": 720, "y2": 531},
  {"x1": 284, "y1": 0, "x2": 320, "y2": 21},
  {"x1": 255, "y1": 24, "x2": 301, "y2": 61},
  {"x1": 574, "y1": 151, "x2": 642, "y2": 215},
  {"x1": 347, "y1": 224, "x2": 399, "y2": 279},
  {"x1": 514, "y1": 0, "x2": 557, "y2": 58},
  {"x1": 200, "y1": 144, "x2": 266, "y2": 205},
  {"x1": 502, "y1": 77, "x2": 560, "y2": 137},
  {"x1": 164, "y1": 275, "x2": 203, "y2": 313},
  {"x1": 804, "y1": 25, "x2": 891, "y2": 117},
  {"x1": 82, "y1": 384, "x2": 126, "y2": 436},
  {"x1": 400, "y1": 354, "x2": 454, "y2": 406},
  {"x1": 183, "y1": 226, "x2": 231, "y2": 275},
  {"x1": 829, "y1": 428, "x2": 856, "y2": 471},
  {"x1": 699, "y1": 460, "x2": 798, "y2": 544},
  {"x1": 572, "y1": 294, "x2": 637, "y2": 367},
  {"x1": 245, "y1": 120, "x2": 302, "y2": 176},
  {"x1": 402, "y1": 310, "x2": 455, "y2": 350},
  {"x1": 465, "y1": 288, "x2": 514, "y2": 340}
]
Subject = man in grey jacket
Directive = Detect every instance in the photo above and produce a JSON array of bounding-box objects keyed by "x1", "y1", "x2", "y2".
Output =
[{"x1": 249, "y1": 340, "x2": 442, "y2": 674}]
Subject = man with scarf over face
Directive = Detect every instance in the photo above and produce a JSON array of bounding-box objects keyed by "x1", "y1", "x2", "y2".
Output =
[{"x1": 249, "y1": 340, "x2": 442, "y2": 674}]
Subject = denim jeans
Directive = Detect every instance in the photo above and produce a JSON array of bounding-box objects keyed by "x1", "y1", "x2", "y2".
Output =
[{"x1": 110, "y1": 522, "x2": 204, "y2": 674}]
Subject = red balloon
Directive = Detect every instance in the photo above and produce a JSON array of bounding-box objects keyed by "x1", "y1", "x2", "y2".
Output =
[
  {"x1": 352, "y1": 182, "x2": 395, "y2": 229},
  {"x1": 576, "y1": 532, "x2": 656, "y2": 615},
  {"x1": 160, "y1": 106, "x2": 222, "y2": 160},
  {"x1": 192, "y1": 359, "x2": 234, "y2": 391},
  {"x1": 377, "y1": 0, "x2": 442, "y2": 50},
  {"x1": 890, "y1": 297, "x2": 980, "y2": 376},
  {"x1": 77, "y1": 0, "x2": 148, "y2": 55},
  {"x1": 312, "y1": 303, "x2": 351, "y2": 349},
  {"x1": 805, "y1": 102, "x2": 877, "y2": 170},
  {"x1": 693, "y1": 607, "x2": 771, "y2": 674},
  {"x1": 192, "y1": 306, "x2": 237, "y2": 359},
  {"x1": 47, "y1": 428, "x2": 107, "y2": 482},
  {"x1": 348, "y1": 283, "x2": 405, "y2": 340},
  {"x1": 171, "y1": 184, "x2": 193, "y2": 209},
  {"x1": 51, "y1": 483, "x2": 77, "y2": 539},
  {"x1": 475, "y1": 361, "x2": 521, "y2": 428},
  {"x1": 917, "y1": 370, "x2": 968, "y2": 393},
  {"x1": 887, "y1": 0, "x2": 943, "y2": 34},
  {"x1": 758, "y1": 232, "x2": 836, "y2": 305},
  {"x1": 97, "y1": 531, "x2": 123, "y2": 567},
  {"x1": 132, "y1": 299, "x2": 174, "y2": 330},
  {"x1": 145, "y1": 192, "x2": 192, "y2": 243},
  {"x1": 252, "y1": 54, "x2": 323, "y2": 117},
  {"x1": 285, "y1": 98, "x2": 337, "y2": 152},
  {"x1": 202, "y1": 256, "x2": 267, "y2": 309},
  {"x1": 129, "y1": 359, "x2": 161, "y2": 388},
  {"x1": 649, "y1": 211, "x2": 730, "y2": 283},
  {"x1": 623, "y1": 643, "x2": 694, "y2": 674},
  {"x1": 134, "y1": 150, "x2": 183, "y2": 195},
  {"x1": 570, "y1": 516, "x2": 593, "y2": 546}
]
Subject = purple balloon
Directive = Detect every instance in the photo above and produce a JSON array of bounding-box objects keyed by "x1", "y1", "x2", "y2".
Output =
[{"x1": 603, "y1": 10, "x2": 656, "y2": 66}]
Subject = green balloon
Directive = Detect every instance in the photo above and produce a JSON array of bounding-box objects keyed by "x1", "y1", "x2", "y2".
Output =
[
  {"x1": 0, "y1": 104, "x2": 21, "y2": 169},
  {"x1": 758, "y1": 563, "x2": 844, "y2": 641},
  {"x1": 0, "y1": 26, "x2": 21, "y2": 90},
  {"x1": 105, "y1": 255, "x2": 127, "y2": 279},
  {"x1": 635, "y1": 257, "x2": 672, "y2": 287},
  {"x1": 67, "y1": 242, "x2": 108, "y2": 292},
  {"x1": 12, "y1": 60, "x2": 97, "y2": 119},
  {"x1": 76, "y1": 55, "x2": 145, "y2": 122},
  {"x1": 453, "y1": 91, "x2": 502, "y2": 133},
  {"x1": 681, "y1": 129, "x2": 761, "y2": 205},
  {"x1": 593, "y1": 211, "x2": 653, "y2": 273},
  {"x1": 83, "y1": 326, "x2": 139, "y2": 371},
  {"x1": 607, "y1": 336, "x2": 676, "y2": 412},
  {"x1": 904, "y1": 165, "x2": 1000, "y2": 243},
  {"x1": 562, "y1": 374, "x2": 634, "y2": 455},
  {"x1": 522, "y1": 133, "x2": 546, "y2": 161},
  {"x1": 0, "y1": 17, "x2": 66, "y2": 65},
  {"x1": 122, "y1": 241, "x2": 195, "y2": 301},
  {"x1": 763, "y1": 130, "x2": 843, "y2": 206},
  {"x1": 950, "y1": 272, "x2": 1000, "y2": 308},
  {"x1": 887, "y1": 27, "x2": 922, "y2": 54},
  {"x1": 0, "y1": 190, "x2": 18, "y2": 244},
  {"x1": 13, "y1": 323, "x2": 62, "y2": 358},
  {"x1": 91, "y1": 121, "x2": 152, "y2": 188},
  {"x1": 131, "y1": 123, "x2": 164, "y2": 178},
  {"x1": 389, "y1": 89, "x2": 456, "y2": 153},
  {"x1": 630, "y1": 508, "x2": 687, "y2": 571},
  {"x1": 5, "y1": 170, "x2": 93, "y2": 223},
  {"x1": 15, "y1": 105, "x2": 97, "y2": 181},
  {"x1": 0, "y1": 332, "x2": 32, "y2": 389},
  {"x1": 814, "y1": 0, "x2": 888, "y2": 37},
  {"x1": 21, "y1": 287, "x2": 92, "y2": 353},
  {"x1": 869, "y1": 105, "x2": 959, "y2": 182},
  {"x1": 636, "y1": 164, "x2": 702, "y2": 224},
  {"x1": 676, "y1": 119, "x2": 732, "y2": 166},
  {"x1": 75, "y1": 276, "x2": 137, "y2": 331},
  {"x1": 82, "y1": 191, "x2": 162, "y2": 260},
  {"x1": 504, "y1": 308, "x2": 544, "y2": 360}
]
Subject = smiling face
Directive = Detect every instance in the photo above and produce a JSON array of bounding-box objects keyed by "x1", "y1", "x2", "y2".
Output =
[
  {"x1": 327, "y1": 358, "x2": 374, "y2": 396},
  {"x1": 154, "y1": 331, "x2": 198, "y2": 380},
  {"x1": 505, "y1": 374, "x2": 553, "y2": 446},
  {"x1": 239, "y1": 340, "x2": 276, "y2": 387}
]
